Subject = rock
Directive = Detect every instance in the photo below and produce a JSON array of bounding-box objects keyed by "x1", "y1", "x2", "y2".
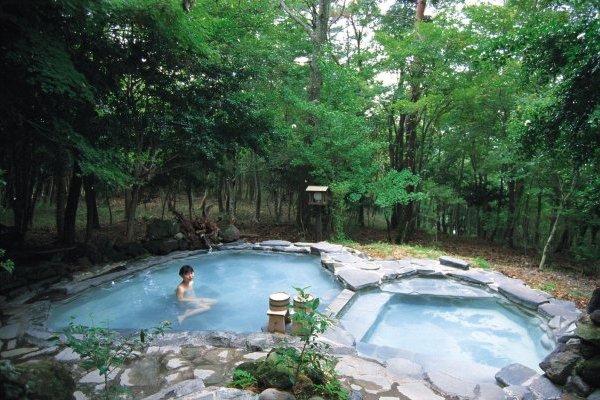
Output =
[
  {"x1": 244, "y1": 352, "x2": 268, "y2": 360},
  {"x1": 194, "y1": 369, "x2": 215, "y2": 379},
  {"x1": 590, "y1": 310, "x2": 600, "y2": 326},
  {"x1": 526, "y1": 376, "x2": 562, "y2": 400},
  {"x1": 73, "y1": 391, "x2": 88, "y2": 400},
  {"x1": 336, "y1": 268, "x2": 380, "y2": 291},
  {"x1": 577, "y1": 355, "x2": 600, "y2": 387},
  {"x1": 245, "y1": 332, "x2": 276, "y2": 351},
  {"x1": 310, "y1": 242, "x2": 345, "y2": 254},
  {"x1": 538, "y1": 299, "x2": 581, "y2": 324},
  {"x1": 20, "y1": 345, "x2": 59, "y2": 360},
  {"x1": 576, "y1": 322, "x2": 600, "y2": 346},
  {"x1": 588, "y1": 288, "x2": 600, "y2": 314},
  {"x1": 385, "y1": 357, "x2": 424, "y2": 379},
  {"x1": 147, "y1": 219, "x2": 179, "y2": 240},
  {"x1": 221, "y1": 225, "x2": 241, "y2": 243},
  {"x1": 55, "y1": 347, "x2": 80, "y2": 362},
  {"x1": 396, "y1": 380, "x2": 444, "y2": 400},
  {"x1": 0, "y1": 323, "x2": 20, "y2": 340},
  {"x1": 214, "y1": 387, "x2": 258, "y2": 400},
  {"x1": 474, "y1": 383, "x2": 505, "y2": 400},
  {"x1": 335, "y1": 355, "x2": 395, "y2": 393},
  {"x1": 447, "y1": 271, "x2": 495, "y2": 285},
  {"x1": 79, "y1": 368, "x2": 119, "y2": 384},
  {"x1": 166, "y1": 357, "x2": 186, "y2": 370},
  {"x1": 142, "y1": 378, "x2": 206, "y2": 400},
  {"x1": 175, "y1": 232, "x2": 186, "y2": 240},
  {"x1": 258, "y1": 388, "x2": 295, "y2": 400},
  {"x1": 565, "y1": 374, "x2": 593, "y2": 397},
  {"x1": 6, "y1": 339, "x2": 16, "y2": 350},
  {"x1": 539, "y1": 343, "x2": 581, "y2": 384},
  {"x1": 124, "y1": 357, "x2": 160, "y2": 387},
  {"x1": 439, "y1": 256, "x2": 470, "y2": 270},
  {"x1": 1, "y1": 347, "x2": 38, "y2": 358},
  {"x1": 260, "y1": 240, "x2": 292, "y2": 247},
  {"x1": 426, "y1": 370, "x2": 475, "y2": 399},
  {"x1": 502, "y1": 385, "x2": 532, "y2": 400},
  {"x1": 498, "y1": 283, "x2": 550, "y2": 310},
  {"x1": 495, "y1": 363, "x2": 538, "y2": 387}
]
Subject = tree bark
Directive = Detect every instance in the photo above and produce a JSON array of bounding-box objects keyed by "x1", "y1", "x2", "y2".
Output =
[
  {"x1": 83, "y1": 174, "x2": 100, "y2": 241},
  {"x1": 62, "y1": 162, "x2": 83, "y2": 244},
  {"x1": 186, "y1": 183, "x2": 193, "y2": 220},
  {"x1": 124, "y1": 185, "x2": 141, "y2": 241},
  {"x1": 253, "y1": 162, "x2": 261, "y2": 223}
]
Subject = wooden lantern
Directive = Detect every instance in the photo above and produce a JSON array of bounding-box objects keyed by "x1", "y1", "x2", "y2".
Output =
[{"x1": 306, "y1": 186, "x2": 330, "y2": 206}]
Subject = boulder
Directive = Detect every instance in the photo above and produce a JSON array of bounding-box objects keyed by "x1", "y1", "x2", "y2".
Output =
[
  {"x1": 590, "y1": 310, "x2": 600, "y2": 326},
  {"x1": 577, "y1": 355, "x2": 600, "y2": 387},
  {"x1": 260, "y1": 240, "x2": 292, "y2": 247},
  {"x1": 258, "y1": 388, "x2": 295, "y2": 400},
  {"x1": 588, "y1": 288, "x2": 600, "y2": 314},
  {"x1": 495, "y1": 363, "x2": 538, "y2": 387},
  {"x1": 146, "y1": 219, "x2": 179, "y2": 240},
  {"x1": 576, "y1": 322, "x2": 600, "y2": 347},
  {"x1": 221, "y1": 225, "x2": 241, "y2": 243},
  {"x1": 539, "y1": 343, "x2": 581, "y2": 384},
  {"x1": 565, "y1": 374, "x2": 593, "y2": 397},
  {"x1": 498, "y1": 283, "x2": 550, "y2": 310}
]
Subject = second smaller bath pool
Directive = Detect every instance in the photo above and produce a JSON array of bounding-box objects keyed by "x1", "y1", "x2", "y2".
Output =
[{"x1": 340, "y1": 277, "x2": 552, "y2": 382}]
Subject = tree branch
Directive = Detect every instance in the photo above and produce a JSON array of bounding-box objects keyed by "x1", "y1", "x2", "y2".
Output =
[{"x1": 280, "y1": 0, "x2": 315, "y2": 38}]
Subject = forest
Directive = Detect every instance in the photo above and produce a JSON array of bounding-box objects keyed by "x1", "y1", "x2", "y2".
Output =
[{"x1": 0, "y1": 0, "x2": 598, "y2": 276}]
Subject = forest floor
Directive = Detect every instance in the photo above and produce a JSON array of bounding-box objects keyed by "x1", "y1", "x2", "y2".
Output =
[{"x1": 2, "y1": 197, "x2": 598, "y2": 309}]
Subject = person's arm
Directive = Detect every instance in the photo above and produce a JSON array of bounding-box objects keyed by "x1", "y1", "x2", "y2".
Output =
[{"x1": 176, "y1": 285, "x2": 187, "y2": 301}]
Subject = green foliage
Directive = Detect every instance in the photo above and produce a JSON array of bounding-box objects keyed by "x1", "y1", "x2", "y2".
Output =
[
  {"x1": 540, "y1": 282, "x2": 557, "y2": 294},
  {"x1": 229, "y1": 369, "x2": 257, "y2": 389},
  {"x1": 473, "y1": 257, "x2": 490, "y2": 270},
  {"x1": 0, "y1": 249, "x2": 15, "y2": 274},
  {"x1": 59, "y1": 320, "x2": 170, "y2": 399},
  {"x1": 314, "y1": 378, "x2": 349, "y2": 400}
]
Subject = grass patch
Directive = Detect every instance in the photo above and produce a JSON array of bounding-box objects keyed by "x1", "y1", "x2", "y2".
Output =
[
  {"x1": 539, "y1": 282, "x2": 557, "y2": 294},
  {"x1": 333, "y1": 240, "x2": 444, "y2": 260},
  {"x1": 473, "y1": 257, "x2": 491, "y2": 270}
]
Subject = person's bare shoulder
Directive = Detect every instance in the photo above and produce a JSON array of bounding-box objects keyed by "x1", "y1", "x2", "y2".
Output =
[{"x1": 176, "y1": 283, "x2": 185, "y2": 300}]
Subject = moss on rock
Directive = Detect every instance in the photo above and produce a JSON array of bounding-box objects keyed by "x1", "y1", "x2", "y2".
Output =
[{"x1": 577, "y1": 356, "x2": 600, "y2": 387}]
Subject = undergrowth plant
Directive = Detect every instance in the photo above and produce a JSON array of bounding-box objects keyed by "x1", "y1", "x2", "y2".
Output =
[{"x1": 57, "y1": 320, "x2": 170, "y2": 400}]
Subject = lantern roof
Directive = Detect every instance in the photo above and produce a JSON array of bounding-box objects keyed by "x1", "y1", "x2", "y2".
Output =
[{"x1": 305, "y1": 185, "x2": 329, "y2": 192}]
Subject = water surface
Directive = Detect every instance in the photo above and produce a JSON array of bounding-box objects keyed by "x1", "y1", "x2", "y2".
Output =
[{"x1": 48, "y1": 251, "x2": 341, "y2": 332}]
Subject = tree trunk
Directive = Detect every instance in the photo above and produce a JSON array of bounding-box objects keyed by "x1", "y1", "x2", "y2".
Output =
[
  {"x1": 253, "y1": 165, "x2": 261, "y2": 223},
  {"x1": 534, "y1": 192, "x2": 542, "y2": 247},
  {"x1": 124, "y1": 185, "x2": 141, "y2": 241},
  {"x1": 186, "y1": 184, "x2": 193, "y2": 220},
  {"x1": 62, "y1": 162, "x2": 83, "y2": 244},
  {"x1": 539, "y1": 204, "x2": 562, "y2": 270},
  {"x1": 83, "y1": 175, "x2": 99, "y2": 242},
  {"x1": 55, "y1": 166, "x2": 67, "y2": 238},
  {"x1": 105, "y1": 192, "x2": 113, "y2": 225},
  {"x1": 217, "y1": 176, "x2": 224, "y2": 213}
]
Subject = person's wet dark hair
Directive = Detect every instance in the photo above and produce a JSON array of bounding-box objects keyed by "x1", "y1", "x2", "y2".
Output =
[{"x1": 179, "y1": 265, "x2": 194, "y2": 277}]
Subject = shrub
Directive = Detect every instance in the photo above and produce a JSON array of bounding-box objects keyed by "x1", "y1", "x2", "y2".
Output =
[{"x1": 229, "y1": 369, "x2": 257, "y2": 389}]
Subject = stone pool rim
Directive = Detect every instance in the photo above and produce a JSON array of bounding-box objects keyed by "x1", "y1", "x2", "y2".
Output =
[{"x1": 0, "y1": 239, "x2": 582, "y2": 396}]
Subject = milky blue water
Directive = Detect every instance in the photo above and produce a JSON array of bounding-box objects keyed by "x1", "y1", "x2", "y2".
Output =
[
  {"x1": 48, "y1": 251, "x2": 341, "y2": 333},
  {"x1": 341, "y1": 280, "x2": 550, "y2": 381}
]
